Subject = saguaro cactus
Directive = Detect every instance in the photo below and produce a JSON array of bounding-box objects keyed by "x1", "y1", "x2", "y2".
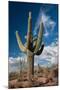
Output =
[{"x1": 16, "y1": 12, "x2": 44, "y2": 81}]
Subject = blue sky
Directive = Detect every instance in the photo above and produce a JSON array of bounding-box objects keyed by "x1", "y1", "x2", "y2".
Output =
[{"x1": 9, "y1": 1, "x2": 58, "y2": 58}]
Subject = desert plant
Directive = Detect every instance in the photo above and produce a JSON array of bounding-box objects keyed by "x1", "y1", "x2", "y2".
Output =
[
  {"x1": 18, "y1": 58, "x2": 23, "y2": 81},
  {"x1": 16, "y1": 12, "x2": 44, "y2": 81}
]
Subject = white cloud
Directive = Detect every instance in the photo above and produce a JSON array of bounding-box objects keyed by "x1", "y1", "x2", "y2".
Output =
[
  {"x1": 44, "y1": 30, "x2": 49, "y2": 37},
  {"x1": 9, "y1": 55, "x2": 27, "y2": 64},
  {"x1": 8, "y1": 55, "x2": 27, "y2": 73},
  {"x1": 35, "y1": 40, "x2": 58, "y2": 65},
  {"x1": 33, "y1": 11, "x2": 56, "y2": 37},
  {"x1": 9, "y1": 39, "x2": 58, "y2": 72},
  {"x1": 9, "y1": 41, "x2": 58, "y2": 63},
  {"x1": 8, "y1": 57, "x2": 16, "y2": 64}
]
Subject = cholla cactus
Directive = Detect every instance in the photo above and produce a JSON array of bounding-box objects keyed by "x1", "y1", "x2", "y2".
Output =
[{"x1": 16, "y1": 12, "x2": 44, "y2": 81}]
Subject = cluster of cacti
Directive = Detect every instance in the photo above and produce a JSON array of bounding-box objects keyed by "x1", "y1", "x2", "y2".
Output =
[{"x1": 16, "y1": 12, "x2": 44, "y2": 81}]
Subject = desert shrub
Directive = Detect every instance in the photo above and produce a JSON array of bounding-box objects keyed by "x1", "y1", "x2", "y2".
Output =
[{"x1": 9, "y1": 72, "x2": 18, "y2": 80}]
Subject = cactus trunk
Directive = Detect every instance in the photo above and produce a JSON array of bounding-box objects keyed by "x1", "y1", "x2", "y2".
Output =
[{"x1": 27, "y1": 51, "x2": 34, "y2": 80}]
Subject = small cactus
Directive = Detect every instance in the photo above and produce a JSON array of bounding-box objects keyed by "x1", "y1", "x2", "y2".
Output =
[{"x1": 18, "y1": 59, "x2": 23, "y2": 81}]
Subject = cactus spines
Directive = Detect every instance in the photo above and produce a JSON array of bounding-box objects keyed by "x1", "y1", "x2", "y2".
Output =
[{"x1": 16, "y1": 11, "x2": 44, "y2": 81}]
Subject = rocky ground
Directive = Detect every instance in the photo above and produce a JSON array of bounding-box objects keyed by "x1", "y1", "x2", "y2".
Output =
[{"x1": 8, "y1": 65, "x2": 58, "y2": 88}]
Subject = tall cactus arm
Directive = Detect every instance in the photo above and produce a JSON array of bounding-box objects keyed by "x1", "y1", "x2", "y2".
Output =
[
  {"x1": 35, "y1": 44, "x2": 44, "y2": 55},
  {"x1": 34, "y1": 21, "x2": 44, "y2": 53},
  {"x1": 16, "y1": 31, "x2": 27, "y2": 53},
  {"x1": 27, "y1": 12, "x2": 33, "y2": 50}
]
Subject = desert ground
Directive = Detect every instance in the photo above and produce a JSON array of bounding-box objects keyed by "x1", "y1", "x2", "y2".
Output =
[{"x1": 8, "y1": 64, "x2": 58, "y2": 88}]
